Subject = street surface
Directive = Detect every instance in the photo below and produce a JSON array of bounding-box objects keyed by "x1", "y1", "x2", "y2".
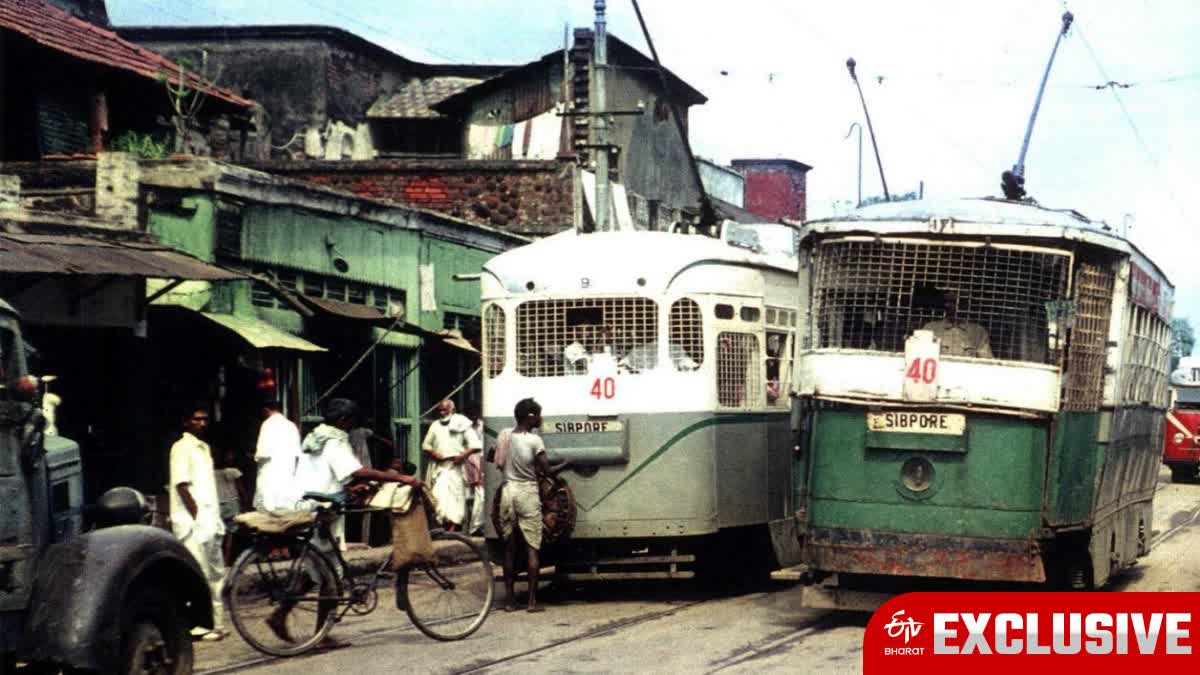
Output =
[{"x1": 197, "y1": 466, "x2": 1200, "y2": 674}]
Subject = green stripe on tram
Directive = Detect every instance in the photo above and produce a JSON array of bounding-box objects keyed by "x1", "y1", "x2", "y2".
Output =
[
  {"x1": 484, "y1": 413, "x2": 771, "y2": 510},
  {"x1": 586, "y1": 413, "x2": 769, "y2": 510}
]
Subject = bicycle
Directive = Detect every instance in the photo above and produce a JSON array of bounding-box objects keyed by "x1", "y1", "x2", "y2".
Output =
[{"x1": 226, "y1": 490, "x2": 494, "y2": 657}]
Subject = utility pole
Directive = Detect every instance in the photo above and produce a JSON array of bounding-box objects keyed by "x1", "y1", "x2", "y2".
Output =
[
  {"x1": 593, "y1": 0, "x2": 610, "y2": 231},
  {"x1": 845, "y1": 122, "x2": 862, "y2": 207}
]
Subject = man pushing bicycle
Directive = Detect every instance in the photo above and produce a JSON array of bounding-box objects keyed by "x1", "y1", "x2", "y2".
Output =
[{"x1": 267, "y1": 397, "x2": 422, "y2": 651}]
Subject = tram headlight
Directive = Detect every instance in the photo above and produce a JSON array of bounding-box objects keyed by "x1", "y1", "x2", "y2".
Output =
[
  {"x1": 1174, "y1": 432, "x2": 1186, "y2": 445},
  {"x1": 900, "y1": 456, "x2": 934, "y2": 492}
]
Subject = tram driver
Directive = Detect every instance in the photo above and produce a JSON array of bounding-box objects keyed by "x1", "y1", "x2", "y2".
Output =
[{"x1": 921, "y1": 289, "x2": 993, "y2": 358}]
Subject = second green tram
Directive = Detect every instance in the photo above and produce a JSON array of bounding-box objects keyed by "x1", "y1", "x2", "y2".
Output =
[{"x1": 789, "y1": 198, "x2": 1173, "y2": 608}]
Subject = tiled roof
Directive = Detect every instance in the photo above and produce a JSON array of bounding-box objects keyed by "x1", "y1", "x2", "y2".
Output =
[
  {"x1": 0, "y1": 0, "x2": 251, "y2": 108},
  {"x1": 367, "y1": 76, "x2": 484, "y2": 119}
]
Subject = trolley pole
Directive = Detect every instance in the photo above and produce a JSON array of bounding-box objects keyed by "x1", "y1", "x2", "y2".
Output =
[
  {"x1": 593, "y1": 0, "x2": 610, "y2": 232},
  {"x1": 846, "y1": 58, "x2": 890, "y2": 202},
  {"x1": 1003, "y1": 11, "x2": 1073, "y2": 200}
]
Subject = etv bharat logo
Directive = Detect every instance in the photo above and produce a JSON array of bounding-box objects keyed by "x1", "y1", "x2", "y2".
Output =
[{"x1": 884, "y1": 610, "x2": 925, "y2": 644}]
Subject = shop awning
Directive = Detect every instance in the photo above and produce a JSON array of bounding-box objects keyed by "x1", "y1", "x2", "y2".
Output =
[
  {"x1": 0, "y1": 233, "x2": 244, "y2": 281},
  {"x1": 200, "y1": 312, "x2": 327, "y2": 352}
]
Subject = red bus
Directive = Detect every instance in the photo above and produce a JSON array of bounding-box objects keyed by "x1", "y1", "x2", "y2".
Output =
[{"x1": 1164, "y1": 384, "x2": 1200, "y2": 482}]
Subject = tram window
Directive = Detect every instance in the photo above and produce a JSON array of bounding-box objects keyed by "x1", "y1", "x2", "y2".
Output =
[
  {"x1": 740, "y1": 307, "x2": 761, "y2": 322},
  {"x1": 766, "y1": 308, "x2": 777, "y2": 325},
  {"x1": 714, "y1": 304, "x2": 734, "y2": 320},
  {"x1": 484, "y1": 304, "x2": 506, "y2": 378},
  {"x1": 765, "y1": 331, "x2": 792, "y2": 407},
  {"x1": 515, "y1": 298, "x2": 658, "y2": 378},
  {"x1": 717, "y1": 332, "x2": 761, "y2": 408},
  {"x1": 669, "y1": 298, "x2": 704, "y2": 371},
  {"x1": 810, "y1": 239, "x2": 1070, "y2": 364}
]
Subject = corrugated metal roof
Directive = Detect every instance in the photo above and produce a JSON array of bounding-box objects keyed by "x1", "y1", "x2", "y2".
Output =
[
  {"x1": 367, "y1": 77, "x2": 484, "y2": 119},
  {"x1": 200, "y1": 312, "x2": 327, "y2": 352},
  {"x1": 0, "y1": 0, "x2": 251, "y2": 108},
  {"x1": 301, "y1": 296, "x2": 394, "y2": 322},
  {"x1": 0, "y1": 233, "x2": 243, "y2": 280}
]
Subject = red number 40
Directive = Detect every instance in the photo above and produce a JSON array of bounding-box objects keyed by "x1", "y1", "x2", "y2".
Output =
[
  {"x1": 590, "y1": 377, "x2": 616, "y2": 399},
  {"x1": 906, "y1": 358, "x2": 937, "y2": 384}
]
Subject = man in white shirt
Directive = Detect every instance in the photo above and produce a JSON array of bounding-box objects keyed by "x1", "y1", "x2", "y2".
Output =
[
  {"x1": 268, "y1": 398, "x2": 421, "y2": 649},
  {"x1": 169, "y1": 404, "x2": 227, "y2": 641},
  {"x1": 421, "y1": 400, "x2": 481, "y2": 531},
  {"x1": 253, "y1": 399, "x2": 302, "y2": 513}
]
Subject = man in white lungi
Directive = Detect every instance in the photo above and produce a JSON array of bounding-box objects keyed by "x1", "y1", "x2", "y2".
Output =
[
  {"x1": 253, "y1": 399, "x2": 302, "y2": 513},
  {"x1": 421, "y1": 400, "x2": 481, "y2": 531},
  {"x1": 169, "y1": 403, "x2": 227, "y2": 641}
]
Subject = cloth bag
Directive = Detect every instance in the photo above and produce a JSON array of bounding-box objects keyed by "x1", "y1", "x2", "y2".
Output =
[{"x1": 390, "y1": 485, "x2": 437, "y2": 568}]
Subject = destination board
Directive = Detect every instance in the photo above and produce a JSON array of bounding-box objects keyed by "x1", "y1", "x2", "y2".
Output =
[
  {"x1": 548, "y1": 420, "x2": 625, "y2": 434},
  {"x1": 867, "y1": 412, "x2": 965, "y2": 435}
]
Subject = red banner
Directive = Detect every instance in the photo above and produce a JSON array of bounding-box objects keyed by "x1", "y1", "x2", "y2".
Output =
[{"x1": 864, "y1": 593, "x2": 1200, "y2": 673}]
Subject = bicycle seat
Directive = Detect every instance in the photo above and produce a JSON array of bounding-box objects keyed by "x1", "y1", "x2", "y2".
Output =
[{"x1": 302, "y1": 491, "x2": 346, "y2": 505}]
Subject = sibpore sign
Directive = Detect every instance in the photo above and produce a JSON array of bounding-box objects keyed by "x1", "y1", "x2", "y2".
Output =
[{"x1": 863, "y1": 593, "x2": 1198, "y2": 672}]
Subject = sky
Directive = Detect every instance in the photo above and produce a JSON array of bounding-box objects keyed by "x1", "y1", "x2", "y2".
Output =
[{"x1": 107, "y1": 0, "x2": 1200, "y2": 325}]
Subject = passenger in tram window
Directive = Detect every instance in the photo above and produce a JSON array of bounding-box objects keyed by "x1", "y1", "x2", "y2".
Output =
[
  {"x1": 562, "y1": 326, "x2": 590, "y2": 374},
  {"x1": 619, "y1": 341, "x2": 658, "y2": 372},
  {"x1": 765, "y1": 333, "x2": 784, "y2": 404},
  {"x1": 921, "y1": 290, "x2": 993, "y2": 358}
]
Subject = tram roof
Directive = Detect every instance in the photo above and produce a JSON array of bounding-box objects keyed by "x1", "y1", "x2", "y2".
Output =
[
  {"x1": 482, "y1": 229, "x2": 796, "y2": 295},
  {"x1": 801, "y1": 197, "x2": 1172, "y2": 287}
]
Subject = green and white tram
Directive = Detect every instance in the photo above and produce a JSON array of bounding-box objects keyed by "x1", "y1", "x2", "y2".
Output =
[
  {"x1": 789, "y1": 198, "x2": 1173, "y2": 607},
  {"x1": 480, "y1": 226, "x2": 801, "y2": 578}
]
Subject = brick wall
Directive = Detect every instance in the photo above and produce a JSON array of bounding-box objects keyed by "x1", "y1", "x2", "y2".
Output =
[
  {"x1": 731, "y1": 159, "x2": 811, "y2": 222},
  {"x1": 246, "y1": 159, "x2": 575, "y2": 236}
]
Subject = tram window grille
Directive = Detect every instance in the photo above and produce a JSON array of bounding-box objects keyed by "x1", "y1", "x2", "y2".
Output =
[
  {"x1": 347, "y1": 283, "x2": 367, "y2": 305},
  {"x1": 1062, "y1": 262, "x2": 1114, "y2": 411},
  {"x1": 303, "y1": 275, "x2": 324, "y2": 298},
  {"x1": 810, "y1": 239, "x2": 1070, "y2": 364},
  {"x1": 372, "y1": 289, "x2": 388, "y2": 312},
  {"x1": 251, "y1": 278, "x2": 275, "y2": 308},
  {"x1": 1123, "y1": 304, "x2": 1171, "y2": 407},
  {"x1": 484, "y1": 304, "x2": 506, "y2": 378},
  {"x1": 717, "y1": 332, "x2": 761, "y2": 408},
  {"x1": 669, "y1": 298, "x2": 704, "y2": 370},
  {"x1": 515, "y1": 297, "x2": 658, "y2": 378}
]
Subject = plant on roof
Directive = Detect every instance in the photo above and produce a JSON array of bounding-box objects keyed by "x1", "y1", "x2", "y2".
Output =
[
  {"x1": 159, "y1": 51, "x2": 224, "y2": 154},
  {"x1": 108, "y1": 131, "x2": 168, "y2": 160}
]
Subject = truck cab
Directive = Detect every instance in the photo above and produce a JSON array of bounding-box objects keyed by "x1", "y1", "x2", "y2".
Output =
[{"x1": 0, "y1": 299, "x2": 211, "y2": 675}]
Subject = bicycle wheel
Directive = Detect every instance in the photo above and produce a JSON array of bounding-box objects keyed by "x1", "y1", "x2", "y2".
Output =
[
  {"x1": 227, "y1": 543, "x2": 342, "y2": 656},
  {"x1": 400, "y1": 531, "x2": 494, "y2": 641}
]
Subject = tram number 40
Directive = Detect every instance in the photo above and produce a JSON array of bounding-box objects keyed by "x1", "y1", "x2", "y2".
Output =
[
  {"x1": 905, "y1": 357, "x2": 938, "y2": 384},
  {"x1": 589, "y1": 377, "x2": 617, "y2": 399}
]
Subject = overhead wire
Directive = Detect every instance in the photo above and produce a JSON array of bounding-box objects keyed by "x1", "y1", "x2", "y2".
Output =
[{"x1": 1069, "y1": 15, "x2": 1193, "y2": 226}]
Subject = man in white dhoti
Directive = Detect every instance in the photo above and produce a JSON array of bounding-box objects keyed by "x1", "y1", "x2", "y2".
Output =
[
  {"x1": 253, "y1": 399, "x2": 302, "y2": 513},
  {"x1": 169, "y1": 404, "x2": 227, "y2": 641},
  {"x1": 421, "y1": 400, "x2": 481, "y2": 531}
]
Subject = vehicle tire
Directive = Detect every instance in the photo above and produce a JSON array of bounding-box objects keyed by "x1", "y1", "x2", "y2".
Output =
[
  {"x1": 1170, "y1": 466, "x2": 1194, "y2": 483},
  {"x1": 120, "y1": 585, "x2": 193, "y2": 675},
  {"x1": 227, "y1": 544, "x2": 341, "y2": 656},
  {"x1": 400, "y1": 531, "x2": 494, "y2": 641}
]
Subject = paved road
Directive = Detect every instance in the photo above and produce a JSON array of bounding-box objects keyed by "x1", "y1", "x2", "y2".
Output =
[{"x1": 197, "y1": 467, "x2": 1200, "y2": 674}]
